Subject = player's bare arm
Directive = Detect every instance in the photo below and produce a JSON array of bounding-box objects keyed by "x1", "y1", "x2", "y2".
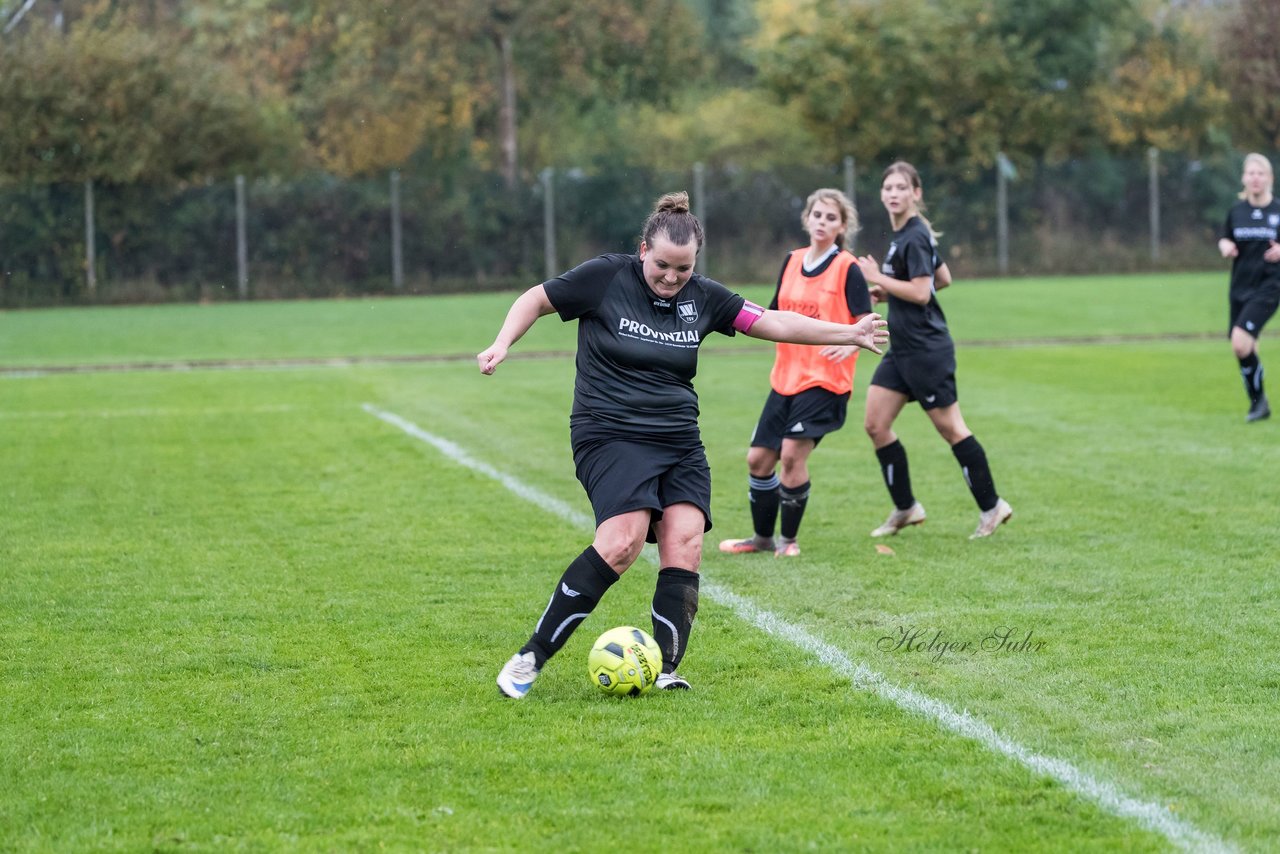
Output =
[
  {"x1": 478, "y1": 284, "x2": 556, "y2": 375},
  {"x1": 856, "y1": 254, "x2": 932, "y2": 305},
  {"x1": 746, "y1": 309, "x2": 888, "y2": 355}
]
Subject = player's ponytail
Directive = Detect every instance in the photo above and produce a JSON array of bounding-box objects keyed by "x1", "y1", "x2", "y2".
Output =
[
  {"x1": 883, "y1": 161, "x2": 942, "y2": 242},
  {"x1": 642, "y1": 191, "x2": 705, "y2": 251}
]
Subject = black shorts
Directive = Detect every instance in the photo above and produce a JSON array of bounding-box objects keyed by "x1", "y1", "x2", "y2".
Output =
[
  {"x1": 572, "y1": 436, "x2": 712, "y2": 543},
  {"x1": 749, "y1": 387, "x2": 850, "y2": 450},
  {"x1": 1230, "y1": 287, "x2": 1280, "y2": 338},
  {"x1": 870, "y1": 347, "x2": 957, "y2": 410}
]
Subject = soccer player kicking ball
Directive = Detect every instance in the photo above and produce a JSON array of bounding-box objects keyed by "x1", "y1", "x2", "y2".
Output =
[{"x1": 479, "y1": 192, "x2": 888, "y2": 699}]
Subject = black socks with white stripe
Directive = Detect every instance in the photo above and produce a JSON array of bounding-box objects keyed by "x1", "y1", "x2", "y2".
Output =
[
  {"x1": 523, "y1": 545, "x2": 617, "y2": 668},
  {"x1": 875, "y1": 439, "x2": 915, "y2": 511},
  {"x1": 952, "y1": 435, "x2": 999, "y2": 513},
  {"x1": 651, "y1": 568, "x2": 699, "y2": 674},
  {"x1": 1240, "y1": 352, "x2": 1264, "y2": 404},
  {"x1": 748, "y1": 473, "x2": 781, "y2": 540}
]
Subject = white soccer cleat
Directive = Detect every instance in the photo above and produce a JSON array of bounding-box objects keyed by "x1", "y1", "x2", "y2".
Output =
[
  {"x1": 655, "y1": 672, "x2": 691, "y2": 690},
  {"x1": 870, "y1": 502, "x2": 926, "y2": 537},
  {"x1": 970, "y1": 498, "x2": 1013, "y2": 539},
  {"x1": 496, "y1": 651, "x2": 540, "y2": 699}
]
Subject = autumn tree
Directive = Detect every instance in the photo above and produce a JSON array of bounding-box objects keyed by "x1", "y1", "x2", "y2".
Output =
[
  {"x1": 0, "y1": 18, "x2": 295, "y2": 186},
  {"x1": 1215, "y1": 0, "x2": 1280, "y2": 150},
  {"x1": 1094, "y1": 27, "x2": 1228, "y2": 154},
  {"x1": 463, "y1": 0, "x2": 707, "y2": 186},
  {"x1": 753, "y1": 0, "x2": 1162, "y2": 172}
]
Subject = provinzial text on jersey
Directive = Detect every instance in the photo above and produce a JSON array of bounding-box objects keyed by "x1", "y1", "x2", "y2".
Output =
[
  {"x1": 1233, "y1": 226, "x2": 1278, "y2": 240},
  {"x1": 618, "y1": 317, "x2": 702, "y2": 344}
]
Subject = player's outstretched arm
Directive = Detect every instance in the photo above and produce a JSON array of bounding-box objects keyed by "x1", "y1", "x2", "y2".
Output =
[
  {"x1": 746, "y1": 309, "x2": 888, "y2": 355},
  {"x1": 477, "y1": 285, "x2": 556, "y2": 375}
]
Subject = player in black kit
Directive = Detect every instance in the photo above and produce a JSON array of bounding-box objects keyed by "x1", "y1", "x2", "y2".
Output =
[
  {"x1": 481, "y1": 192, "x2": 889, "y2": 698},
  {"x1": 856, "y1": 161, "x2": 1012, "y2": 540},
  {"x1": 1217, "y1": 152, "x2": 1280, "y2": 422}
]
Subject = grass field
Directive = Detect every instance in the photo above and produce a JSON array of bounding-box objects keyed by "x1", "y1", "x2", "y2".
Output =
[{"x1": 2, "y1": 271, "x2": 1277, "y2": 852}]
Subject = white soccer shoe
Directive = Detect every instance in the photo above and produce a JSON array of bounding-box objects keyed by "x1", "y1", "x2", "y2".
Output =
[
  {"x1": 870, "y1": 502, "x2": 926, "y2": 537},
  {"x1": 970, "y1": 498, "x2": 1013, "y2": 539},
  {"x1": 496, "y1": 651, "x2": 540, "y2": 699},
  {"x1": 655, "y1": 672, "x2": 691, "y2": 690}
]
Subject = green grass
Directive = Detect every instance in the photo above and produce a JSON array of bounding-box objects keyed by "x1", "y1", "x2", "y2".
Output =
[
  {"x1": 0, "y1": 271, "x2": 1222, "y2": 366},
  {"x1": 1, "y1": 271, "x2": 1274, "y2": 851}
]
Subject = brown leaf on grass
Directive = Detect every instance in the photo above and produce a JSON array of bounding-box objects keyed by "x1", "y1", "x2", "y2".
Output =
[{"x1": 875, "y1": 544, "x2": 895, "y2": 556}]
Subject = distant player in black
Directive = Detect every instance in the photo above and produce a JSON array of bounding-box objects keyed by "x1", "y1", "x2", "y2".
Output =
[
  {"x1": 1217, "y1": 152, "x2": 1280, "y2": 423},
  {"x1": 856, "y1": 161, "x2": 1012, "y2": 540},
  {"x1": 481, "y1": 192, "x2": 888, "y2": 698}
]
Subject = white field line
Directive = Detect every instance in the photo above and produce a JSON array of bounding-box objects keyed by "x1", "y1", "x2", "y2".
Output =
[
  {"x1": 0, "y1": 404, "x2": 300, "y2": 420},
  {"x1": 362, "y1": 402, "x2": 1234, "y2": 854}
]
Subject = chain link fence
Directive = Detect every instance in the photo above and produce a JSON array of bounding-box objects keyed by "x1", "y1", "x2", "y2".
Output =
[{"x1": 0, "y1": 148, "x2": 1257, "y2": 307}]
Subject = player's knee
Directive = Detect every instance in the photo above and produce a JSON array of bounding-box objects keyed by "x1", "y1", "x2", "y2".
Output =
[
  {"x1": 594, "y1": 531, "x2": 646, "y2": 572},
  {"x1": 778, "y1": 452, "x2": 805, "y2": 479},
  {"x1": 745, "y1": 447, "x2": 774, "y2": 476}
]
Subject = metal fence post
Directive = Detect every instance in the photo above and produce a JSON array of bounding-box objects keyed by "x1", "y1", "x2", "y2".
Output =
[
  {"x1": 844, "y1": 155, "x2": 856, "y2": 210},
  {"x1": 541, "y1": 167, "x2": 557, "y2": 281},
  {"x1": 235, "y1": 175, "x2": 248, "y2": 300},
  {"x1": 390, "y1": 169, "x2": 404, "y2": 291},
  {"x1": 692, "y1": 161, "x2": 706, "y2": 277},
  {"x1": 996, "y1": 152, "x2": 1009, "y2": 275},
  {"x1": 84, "y1": 178, "x2": 96, "y2": 294},
  {"x1": 1148, "y1": 147, "x2": 1161, "y2": 264}
]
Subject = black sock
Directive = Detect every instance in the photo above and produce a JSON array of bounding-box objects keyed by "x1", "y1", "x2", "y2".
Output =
[
  {"x1": 748, "y1": 473, "x2": 780, "y2": 539},
  {"x1": 522, "y1": 546, "x2": 618, "y2": 667},
  {"x1": 952, "y1": 434, "x2": 998, "y2": 512},
  {"x1": 875, "y1": 440, "x2": 915, "y2": 510},
  {"x1": 1240, "y1": 353, "x2": 1264, "y2": 404},
  {"x1": 779, "y1": 480, "x2": 810, "y2": 539},
  {"x1": 651, "y1": 568, "x2": 699, "y2": 673}
]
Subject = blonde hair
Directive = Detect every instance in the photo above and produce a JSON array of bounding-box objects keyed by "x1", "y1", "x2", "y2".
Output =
[
  {"x1": 1238, "y1": 152, "x2": 1275, "y2": 200},
  {"x1": 883, "y1": 161, "x2": 942, "y2": 241},
  {"x1": 641, "y1": 191, "x2": 705, "y2": 250},
  {"x1": 801, "y1": 188, "x2": 859, "y2": 247}
]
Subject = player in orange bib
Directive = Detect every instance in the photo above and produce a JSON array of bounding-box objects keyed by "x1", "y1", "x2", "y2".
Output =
[{"x1": 719, "y1": 189, "x2": 872, "y2": 557}]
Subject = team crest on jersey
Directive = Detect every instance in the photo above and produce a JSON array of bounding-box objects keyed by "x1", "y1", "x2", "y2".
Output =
[
  {"x1": 677, "y1": 299, "x2": 698, "y2": 323},
  {"x1": 1252, "y1": 208, "x2": 1264, "y2": 220},
  {"x1": 882, "y1": 242, "x2": 898, "y2": 274},
  {"x1": 1270, "y1": 213, "x2": 1279, "y2": 228}
]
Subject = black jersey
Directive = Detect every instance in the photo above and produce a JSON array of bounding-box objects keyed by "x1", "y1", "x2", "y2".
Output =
[
  {"x1": 879, "y1": 217, "x2": 951, "y2": 353},
  {"x1": 1223, "y1": 200, "x2": 1280, "y2": 295},
  {"x1": 543, "y1": 253, "x2": 746, "y2": 441}
]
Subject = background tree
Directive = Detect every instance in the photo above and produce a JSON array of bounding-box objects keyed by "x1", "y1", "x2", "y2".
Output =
[
  {"x1": 1094, "y1": 26, "x2": 1228, "y2": 154},
  {"x1": 0, "y1": 17, "x2": 295, "y2": 186},
  {"x1": 1215, "y1": 0, "x2": 1280, "y2": 150},
  {"x1": 468, "y1": 0, "x2": 707, "y2": 185},
  {"x1": 755, "y1": 0, "x2": 1051, "y2": 173}
]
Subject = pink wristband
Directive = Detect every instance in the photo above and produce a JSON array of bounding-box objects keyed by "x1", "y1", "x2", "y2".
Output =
[{"x1": 732, "y1": 300, "x2": 765, "y2": 333}]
